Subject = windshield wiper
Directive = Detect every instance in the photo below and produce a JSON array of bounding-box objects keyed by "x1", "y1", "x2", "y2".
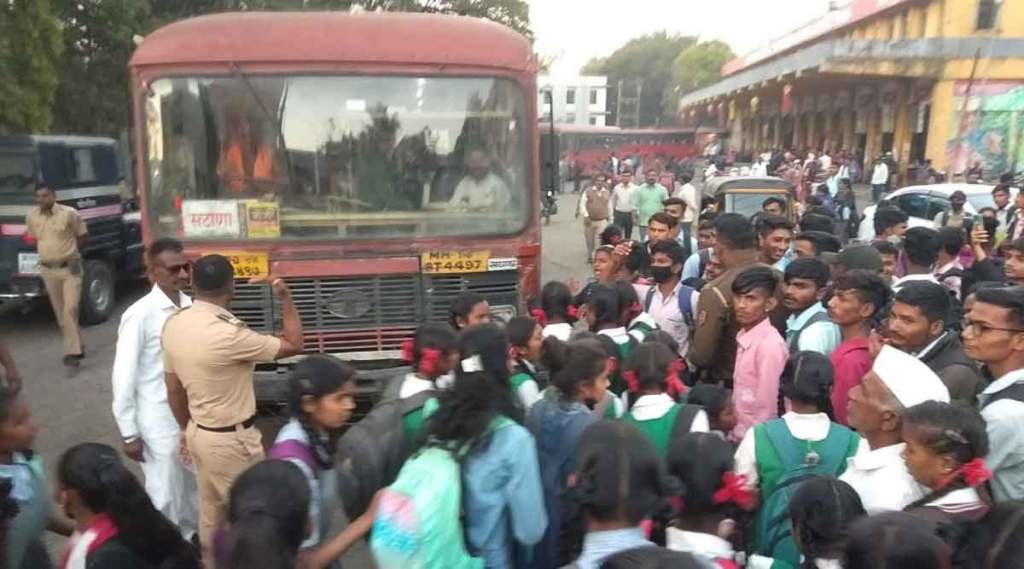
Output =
[{"x1": 230, "y1": 63, "x2": 296, "y2": 195}]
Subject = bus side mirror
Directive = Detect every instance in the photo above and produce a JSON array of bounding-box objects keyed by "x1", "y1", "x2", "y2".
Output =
[{"x1": 540, "y1": 133, "x2": 559, "y2": 191}]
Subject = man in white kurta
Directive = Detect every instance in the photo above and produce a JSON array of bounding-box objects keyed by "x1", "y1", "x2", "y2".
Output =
[
  {"x1": 449, "y1": 149, "x2": 511, "y2": 210},
  {"x1": 840, "y1": 346, "x2": 949, "y2": 514},
  {"x1": 111, "y1": 238, "x2": 198, "y2": 537}
]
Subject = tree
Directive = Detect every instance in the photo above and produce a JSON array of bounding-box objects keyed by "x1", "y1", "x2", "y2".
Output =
[
  {"x1": 666, "y1": 40, "x2": 734, "y2": 116},
  {"x1": 0, "y1": 0, "x2": 62, "y2": 134},
  {"x1": 581, "y1": 32, "x2": 696, "y2": 128}
]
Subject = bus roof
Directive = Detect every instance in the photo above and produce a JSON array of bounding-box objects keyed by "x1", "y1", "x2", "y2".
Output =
[{"x1": 130, "y1": 12, "x2": 535, "y2": 72}]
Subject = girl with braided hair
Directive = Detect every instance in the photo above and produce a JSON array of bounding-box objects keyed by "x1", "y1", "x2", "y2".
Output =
[
  {"x1": 664, "y1": 432, "x2": 749, "y2": 567},
  {"x1": 901, "y1": 401, "x2": 992, "y2": 524},
  {"x1": 269, "y1": 355, "x2": 356, "y2": 557},
  {"x1": 561, "y1": 421, "x2": 673, "y2": 569},
  {"x1": 56, "y1": 443, "x2": 198, "y2": 569},
  {"x1": 782, "y1": 477, "x2": 866, "y2": 569},
  {"x1": 621, "y1": 343, "x2": 709, "y2": 458},
  {"x1": 392, "y1": 323, "x2": 457, "y2": 442}
]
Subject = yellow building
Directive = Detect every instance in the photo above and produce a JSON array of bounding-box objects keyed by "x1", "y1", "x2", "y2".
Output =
[{"x1": 679, "y1": 0, "x2": 1024, "y2": 182}]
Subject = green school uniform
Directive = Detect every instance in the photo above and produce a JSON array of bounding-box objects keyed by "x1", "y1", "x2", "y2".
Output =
[{"x1": 624, "y1": 404, "x2": 684, "y2": 457}]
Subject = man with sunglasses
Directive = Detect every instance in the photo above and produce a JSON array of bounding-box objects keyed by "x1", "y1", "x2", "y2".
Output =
[
  {"x1": 962, "y1": 286, "x2": 1024, "y2": 501},
  {"x1": 111, "y1": 237, "x2": 197, "y2": 540}
]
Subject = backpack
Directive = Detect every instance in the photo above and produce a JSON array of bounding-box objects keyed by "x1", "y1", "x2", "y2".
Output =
[
  {"x1": 334, "y1": 377, "x2": 437, "y2": 520},
  {"x1": 786, "y1": 310, "x2": 833, "y2": 353},
  {"x1": 751, "y1": 419, "x2": 859, "y2": 567},
  {"x1": 981, "y1": 382, "x2": 1024, "y2": 409},
  {"x1": 644, "y1": 283, "x2": 697, "y2": 332},
  {"x1": 370, "y1": 418, "x2": 514, "y2": 569}
]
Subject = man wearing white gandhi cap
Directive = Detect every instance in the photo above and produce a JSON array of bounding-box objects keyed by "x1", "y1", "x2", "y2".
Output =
[{"x1": 839, "y1": 345, "x2": 951, "y2": 514}]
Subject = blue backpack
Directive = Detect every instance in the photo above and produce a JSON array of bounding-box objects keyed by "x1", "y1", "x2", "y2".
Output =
[{"x1": 644, "y1": 283, "x2": 697, "y2": 331}]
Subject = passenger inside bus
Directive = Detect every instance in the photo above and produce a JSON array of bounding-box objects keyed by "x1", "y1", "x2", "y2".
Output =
[
  {"x1": 217, "y1": 109, "x2": 278, "y2": 194},
  {"x1": 448, "y1": 148, "x2": 511, "y2": 211}
]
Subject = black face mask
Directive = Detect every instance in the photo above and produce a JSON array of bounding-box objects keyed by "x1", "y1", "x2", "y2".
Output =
[{"x1": 651, "y1": 265, "x2": 676, "y2": 284}]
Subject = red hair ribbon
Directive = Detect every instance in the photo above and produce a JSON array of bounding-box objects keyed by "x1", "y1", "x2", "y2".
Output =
[
  {"x1": 669, "y1": 496, "x2": 685, "y2": 512},
  {"x1": 400, "y1": 338, "x2": 415, "y2": 363},
  {"x1": 623, "y1": 370, "x2": 640, "y2": 393},
  {"x1": 628, "y1": 302, "x2": 643, "y2": 320},
  {"x1": 959, "y1": 458, "x2": 992, "y2": 487},
  {"x1": 418, "y1": 348, "x2": 443, "y2": 377},
  {"x1": 666, "y1": 359, "x2": 687, "y2": 398},
  {"x1": 712, "y1": 472, "x2": 754, "y2": 510},
  {"x1": 567, "y1": 304, "x2": 579, "y2": 319},
  {"x1": 530, "y1": 308, "x2": 548, "y2": 328}
]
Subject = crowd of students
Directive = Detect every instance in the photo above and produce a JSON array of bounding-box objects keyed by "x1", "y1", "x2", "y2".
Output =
[{"x1": 6, "y1": 183, "x2": 1024, "y2": 569}]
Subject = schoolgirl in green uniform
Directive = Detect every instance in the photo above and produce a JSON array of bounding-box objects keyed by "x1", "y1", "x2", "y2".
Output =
[
  {"x1": 395, "y1": 323, "x2": 457, "y2": 442},
  {"x1": 621, "y1": 343, "x2": 709, "y2": 458},
  {"x1": 507, "y1": 316, "x2": 543, "y2": 410}
]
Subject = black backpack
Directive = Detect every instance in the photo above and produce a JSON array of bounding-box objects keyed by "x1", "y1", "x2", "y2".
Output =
[
  {"x1": 335, "y1": 376, "x2": 436, "y2": 519},
  {"x1": 981, "y1": 382, "x2": 1024, "y2": 409}
]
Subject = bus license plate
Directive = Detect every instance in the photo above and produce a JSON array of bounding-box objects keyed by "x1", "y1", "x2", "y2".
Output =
[
  {"x1": 205, "y1": 252, "x2": 269, "y2": 278},
  {"x1": 421, "y1": 250, "x2": 489, "y2": 274},
  {"x1": 17, "y1": 253, "x2": 40, "y2": 275}
]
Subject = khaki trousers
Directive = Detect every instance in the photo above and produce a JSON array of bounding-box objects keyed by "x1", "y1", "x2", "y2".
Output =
[
  {"x1": 186, "y1": 422, "x2": 264, "y2": 561},
  {"x1": 39, "y1": 266, "x2": 82, "y2": 356},
  {"x1": 583, "y1": 218, "x2": 609, "y2": 259}
]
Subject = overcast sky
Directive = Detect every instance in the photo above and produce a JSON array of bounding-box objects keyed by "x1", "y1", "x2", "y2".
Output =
[{"x1": 528, "y1": 0, "x2": 836, "y2": 76}]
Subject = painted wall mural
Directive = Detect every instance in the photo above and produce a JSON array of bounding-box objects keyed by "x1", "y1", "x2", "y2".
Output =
[{"x1": 947, "y1": 81, "x2": 1024, "y2": 177}]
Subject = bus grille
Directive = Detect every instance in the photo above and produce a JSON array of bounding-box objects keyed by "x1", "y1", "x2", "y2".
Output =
[{"x1": 229, "y1": 271, "x2": 518, "y2": 357}]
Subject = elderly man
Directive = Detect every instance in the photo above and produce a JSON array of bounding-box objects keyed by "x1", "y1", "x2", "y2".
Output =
[
  {"x1": 840, "y1": 345, "x2": 950, "y2": 514},
  {"x1": 449, "y1": 148, "x2": 511, "y2": 210}
]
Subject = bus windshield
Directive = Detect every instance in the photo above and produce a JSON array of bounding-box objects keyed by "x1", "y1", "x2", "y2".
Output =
[{"x1": 144, "y1": 75, "x2": 529, "y2": 241}]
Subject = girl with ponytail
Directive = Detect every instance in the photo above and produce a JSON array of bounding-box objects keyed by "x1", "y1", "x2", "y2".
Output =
[
  {"x1": 621, "y1": 343, "x2": 709, "y2": 458},
  {"x1": 393, "y1": 323, "x2": 457, "y2": 442},
  {"x1": 902, "y1": 401, "x2": 992, "y2": 523},
  {"x1": 664, "y1": 432, "x2": 748, "y2": 567},
  {"x1": 527, "y1": 336, "x2": 612, "y2": 568},
  {"x1": 219, "y1": 460, "x2": 310, "y2": 569},
  {"x1": 56, "y1": 443, "x2": 198, "y2": 569},
  {"x1": 784, "y1": 477, "x2": 866, "y2": 569},
  {"x1": 561, "y1": 421, "x2": 673, "y2": 569},
  {"x1": 269, "y1": 355, "x2": 356, "y2": 558}
]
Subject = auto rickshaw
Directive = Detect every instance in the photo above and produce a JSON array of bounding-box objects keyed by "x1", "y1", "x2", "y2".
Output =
[{"x1": 703, "y1": 176, "x2": 798, "y2": 221}]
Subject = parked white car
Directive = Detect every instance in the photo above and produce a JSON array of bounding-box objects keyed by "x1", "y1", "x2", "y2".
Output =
[{"x1": 856, "y1": 183, "x2": 1011, "y2": 241}]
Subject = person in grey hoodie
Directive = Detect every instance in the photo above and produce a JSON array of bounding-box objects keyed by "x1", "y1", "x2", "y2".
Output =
[{"x1": 526, "y1": 336, "x2": 612, "y2": 569}]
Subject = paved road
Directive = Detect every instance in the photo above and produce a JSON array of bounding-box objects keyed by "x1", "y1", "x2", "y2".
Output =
[{"x1": 0, "y1": 192, "x2": 590, "y2": 562}]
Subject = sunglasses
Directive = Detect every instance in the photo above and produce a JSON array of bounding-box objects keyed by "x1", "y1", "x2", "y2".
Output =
[{"x1": 164, "y1": 262, "x2": 192, "y2": 274}]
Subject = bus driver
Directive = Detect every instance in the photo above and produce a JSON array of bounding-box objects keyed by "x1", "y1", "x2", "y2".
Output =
[{"x1": 449, "y1": 148, "x2": 511, "y2": 211}]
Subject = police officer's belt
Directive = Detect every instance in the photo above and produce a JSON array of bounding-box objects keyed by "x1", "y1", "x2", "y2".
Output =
[{"x1": 195, "y1": 415, "x2": 257, "y2": 433}]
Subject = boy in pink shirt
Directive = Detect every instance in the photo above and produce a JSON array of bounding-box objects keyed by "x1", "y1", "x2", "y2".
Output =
[{"x1": 731, "y1": 266, "x2": 789, "y2": 439}]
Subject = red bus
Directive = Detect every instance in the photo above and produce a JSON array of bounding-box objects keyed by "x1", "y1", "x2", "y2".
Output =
[
  {"x1": 130, "y1": 12, "x2": 540, "y2": 401},
  {"x1": 545, "y1": 124, "x2": 701, "y2": 175}
]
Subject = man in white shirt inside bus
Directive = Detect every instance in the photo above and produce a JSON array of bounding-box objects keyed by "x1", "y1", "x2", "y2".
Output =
[
  {"x1": 111, "y1": 238, "x2": 198, "y2": 538},
  {"x1": 449, "y1": 148, "x2": 511, "y2": 211}
]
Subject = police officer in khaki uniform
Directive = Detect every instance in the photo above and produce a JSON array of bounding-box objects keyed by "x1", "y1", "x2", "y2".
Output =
[
  {"x1": 25, "y1": 184, "x2": 88, "y2": 367},
  {"x1": 162, "y1": 254, "x2": 302, "y2": 556},
  {"x1": 689, "y1": 213, "x2": 784, "y2": 385}
]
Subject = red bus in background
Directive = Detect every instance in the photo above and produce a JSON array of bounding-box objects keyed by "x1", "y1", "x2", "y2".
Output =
[
  {"x1": 551, "y1": 124, "x2": 701, "y2": 175},
  {"x1": 130, "y1": 12, "x2": 540, "y2": 403}
]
